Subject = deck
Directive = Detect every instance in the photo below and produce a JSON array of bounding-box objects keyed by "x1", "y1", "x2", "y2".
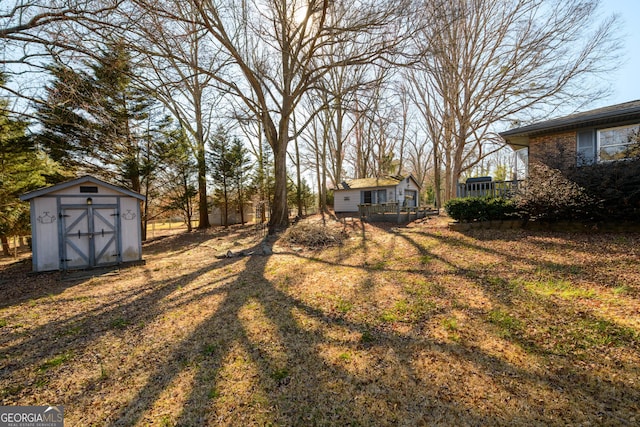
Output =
[
  {"x1": 357, "y1": 203, "x2": 439, "y2": 223},
  {"x1": 456, "y1": 179, "x2": 523, "y2": 198}
]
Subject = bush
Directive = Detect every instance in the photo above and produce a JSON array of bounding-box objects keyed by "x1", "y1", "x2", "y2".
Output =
[
  {"x1": 514, "y1": 163, "x2": 596, "y2": 222},
  {"x1": 445, "y1": 197, "x2": 517, "y2": 222},
  {"x1": 567, "y1": 158, "x2": 640, "y2": 221}
]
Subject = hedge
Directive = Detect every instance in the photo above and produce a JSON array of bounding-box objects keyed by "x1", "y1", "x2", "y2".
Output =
[{"x1": 445, "y1": 197, "x2": 517, "y2": 223}]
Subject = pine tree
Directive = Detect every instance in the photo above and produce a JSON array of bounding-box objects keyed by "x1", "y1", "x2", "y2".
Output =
[
  {"x1": 157, "y1": 127, "x2": 198, "y2": 231},
  {"x1": 229, "y1": 136, "x2": 253, "y2": 225},
  {"x1": 209, "y1": 126, "x2": 234, "y2": 227},
  {"x1": 1, "y1": 75, "x2": 61, "y2": 255},
  {"x1": 36, "y1": 41, "x2": 155, "y2": 193}
]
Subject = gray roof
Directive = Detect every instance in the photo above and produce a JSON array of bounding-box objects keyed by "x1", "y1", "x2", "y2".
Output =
[
  {"x1": 20, "y1": 175, "x2": 146, "y2": 201},
  {"x1": 500, "y1": 100, "x2": 640, "y2": 148}
]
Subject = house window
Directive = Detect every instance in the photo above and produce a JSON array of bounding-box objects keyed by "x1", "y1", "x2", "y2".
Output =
[
  {"x1": 377, "y1": 189, "x2": 387, "y2": 203},
  {"x1": 362, "y1": 191, "x2": 372, "y2": 204},
  {"x1": 577, "y1": 130, "x2": 595, "y2": 166},
  {"x1": 597, "y1": 124, "x2": 640, "y2": 162}
]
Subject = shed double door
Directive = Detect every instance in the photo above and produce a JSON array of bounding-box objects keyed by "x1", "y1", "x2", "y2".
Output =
[{"x1": 60, "y1": 205, "x2": 120, "y2": 270}]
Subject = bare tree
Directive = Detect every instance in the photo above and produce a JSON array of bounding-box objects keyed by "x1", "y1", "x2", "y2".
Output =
[
  {"x1": 408, "y1": 0, "x2": 621, "y2": 201},
  {"x1": 128, "y1": 0, "x2": 415, "y2": 232},
  {"x1": 0, "y1": 1, "x2": 124, "y2": 109},
  {"x1": 126, "y1": 2, "x2": 228, "y2": 229},
  {"x1": 348, "y1": 66, "x2": 400, "y2": 179}
]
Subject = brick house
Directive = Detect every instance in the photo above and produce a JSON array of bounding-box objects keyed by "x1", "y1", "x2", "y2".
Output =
[
  {"x1": 500, "y1": 100, "x2": 640, "y2": 173},
  {"x1": 500, "y1": 100, "x2": 640, "y2": 220}
]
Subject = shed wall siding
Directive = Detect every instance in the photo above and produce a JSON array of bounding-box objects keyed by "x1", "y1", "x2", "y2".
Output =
[
  {"x1": 119, "y1": 197, "x2": 143, "y2": 262},
  {"x1": 55, "y1": 185, "x2": 124, "y2": 197},
  {"x1": 32, "y1": 197, "x2": 60, "y2": 272},
  {"x1": 59, "y1": 195, "x2": 119, "y2": 205}
]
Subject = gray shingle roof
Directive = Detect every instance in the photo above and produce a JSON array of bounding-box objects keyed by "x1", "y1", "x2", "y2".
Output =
[{"x1": 500, "y1": 100, "x2": 640, "y2": 148}]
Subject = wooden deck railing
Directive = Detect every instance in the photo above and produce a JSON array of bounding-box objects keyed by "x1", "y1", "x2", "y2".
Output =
[
  {"x1": 357, "y1": 203, "x2": 439, "y2": 223},
  {"x1": 456, "y1": 179, "x2": 523, "y2": 198}
]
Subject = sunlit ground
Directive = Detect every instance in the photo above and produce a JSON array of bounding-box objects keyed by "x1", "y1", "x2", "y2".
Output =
[{"x1": 1, "y1": 216, "x2": 638, "y2": 426}]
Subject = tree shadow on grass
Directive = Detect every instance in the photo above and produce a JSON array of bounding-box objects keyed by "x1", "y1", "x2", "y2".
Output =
[
  {"x1": 107, "y1": 234, "x2": 639, "y2": 425},
  {"x1": 3, "y1": 225, "x2": 639, "y2": 425},
  {"x1": 106, "y1": 252, "x2": 517, "y2": 426},
  {"x1": 0, "y1": 257, "x2": 70, "y2": 310},
  {"x1": 0, "y1": 251, "x2": 250, "y2": 405}
]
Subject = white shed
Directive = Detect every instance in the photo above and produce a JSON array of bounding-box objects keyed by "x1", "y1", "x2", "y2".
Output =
[
  {"x1": 334, "y1": 175, "x2": 421, "y2": 213},
  {"x1": 20, "y1": 175, "x2": 145, "y2": 272}
]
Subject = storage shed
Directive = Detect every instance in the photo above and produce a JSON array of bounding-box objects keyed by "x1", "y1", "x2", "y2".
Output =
[{"x1": 20, "y1": 175, "x2": 145, "y2": 272}]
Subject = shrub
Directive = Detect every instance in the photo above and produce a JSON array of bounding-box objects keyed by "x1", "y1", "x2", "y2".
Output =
[
  {"x1": 514, "y1": 163, "x2": 596, "y2": 222},
  {"x1": 567, "y1": 158, "x2": 640, "y2": 221},
  {"x1": 445, "y1": 197, "x2": 517, "y2": 222}
]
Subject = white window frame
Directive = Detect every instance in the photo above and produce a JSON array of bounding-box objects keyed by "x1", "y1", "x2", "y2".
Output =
[{"x1": 596, "y1": 123, "x2": 640, "y2": 163}]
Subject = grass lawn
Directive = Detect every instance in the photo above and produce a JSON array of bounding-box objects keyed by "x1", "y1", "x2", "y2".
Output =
[{"x1": 0, "y1": 215, "x2": 639, "y2": 426}]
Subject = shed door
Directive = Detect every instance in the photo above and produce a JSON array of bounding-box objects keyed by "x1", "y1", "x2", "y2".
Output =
[
  {"x1": 61, "y1": 205, "x2": 120, "y2": 270},
  {"x1": 404, "y1": 190, "x2": 417, "y2": 207}
]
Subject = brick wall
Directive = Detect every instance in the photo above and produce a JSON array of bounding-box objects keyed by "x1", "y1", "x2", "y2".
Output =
[{"x1": 529, "y1": 130, "x2": 577, "y2": 172}]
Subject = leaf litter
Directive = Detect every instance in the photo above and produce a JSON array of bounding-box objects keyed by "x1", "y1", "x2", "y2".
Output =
[{"x1": 0, "y1": 215, "x2": 639, "y2": 425}]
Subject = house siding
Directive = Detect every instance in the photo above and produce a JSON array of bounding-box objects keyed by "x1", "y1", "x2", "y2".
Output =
[
  {"x1": 529, "y1": 130, "x2": 577, "y2": 171},
  {"x1": 333, "y1": 189, "x2": 362, "y2": 212}
]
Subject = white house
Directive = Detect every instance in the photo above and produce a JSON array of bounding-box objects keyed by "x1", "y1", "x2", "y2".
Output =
[
  {"x1": 20, "y1": 175, "x2": 145, "y2": 272},
  {"x1": 333, "y1": 175, "x2": 421, "y2": 213}
]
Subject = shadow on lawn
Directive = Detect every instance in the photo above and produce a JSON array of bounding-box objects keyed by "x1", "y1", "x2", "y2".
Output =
[
  {"x1": 2, "y1": 223, "x2": 639, "y2": 425},
  {"x1": 106, "y1": 250, "x2": 513, "y2": 426},
  {"x1": 0, "y1": 258, "x2": 70, "y2": 310},
  {"x1": 110, "y1": 229, "x2": 637, "y2": 424}
]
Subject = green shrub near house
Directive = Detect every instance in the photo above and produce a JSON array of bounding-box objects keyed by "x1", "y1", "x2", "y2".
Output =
[{"x1": 445, "y1": 197, "x2": 517, "y2": 222}]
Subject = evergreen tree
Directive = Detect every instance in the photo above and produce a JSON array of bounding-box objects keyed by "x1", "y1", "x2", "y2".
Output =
[
  {"x1": 249, "y1": 140, "x2": 276, "y2": 223},
  {"x1": 36, "y1": 41, "x2": 155, "y2": 193},
  {"x1": 36, "y1": 41, "x2": 165, "y2": 239},
  {"x1": 209, "y1": 126, "x2": 234, "y2": 227},
  {"x1": 1, "y1": 74, "x2": 61, "y2": 255},
  {"x1": 210, "y1": 127, "x2": 255, "y2": 226},
  {"x1": 229, "y1": 136, "x2": 253, "y2": 225}
]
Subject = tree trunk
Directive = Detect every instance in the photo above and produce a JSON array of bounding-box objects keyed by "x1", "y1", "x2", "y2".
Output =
[
  {"x1": 1, "y1": 236, "x2": 11, "y2": 257},
  {"x1": 223, "y1": 178, "x2": 229, "y2": 227},
  {"x1": 295, "y1": 136, "x2": 303, "y2": 218},
  {"x1": 433, "y1": 142, "x2": 442, "y2": 209},
  {"x1": 197, "y1": 148, "x2": 209, "y2": 229},
  {"x1": 269, "y1": 140, "x2": 289, "y2": 233}
]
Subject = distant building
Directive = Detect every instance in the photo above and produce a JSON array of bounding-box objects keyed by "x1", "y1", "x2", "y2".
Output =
[{"x1": 333, "y1": 175, "x2": 421, "y2": 213}]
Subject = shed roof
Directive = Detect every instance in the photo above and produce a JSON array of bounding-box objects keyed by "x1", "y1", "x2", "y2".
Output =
[
  {"x1": 500, "y1": 100, "x2": 640, "y2": 149},
  {"x1": 20, "y1": 175, "x2": 146, "y2": 201},
  {"x1": 335, "y1": 175, "x2": 420, "y2": 190}
]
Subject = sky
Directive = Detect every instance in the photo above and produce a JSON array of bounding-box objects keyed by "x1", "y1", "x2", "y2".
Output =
[{"x1": 596, "y1": 0, "x2": 640, "y2": 107}]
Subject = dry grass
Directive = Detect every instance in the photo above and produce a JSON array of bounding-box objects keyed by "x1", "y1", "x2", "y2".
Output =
[{"x1": 1, "y1": 216, "x2": 639, "y2": 426}]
